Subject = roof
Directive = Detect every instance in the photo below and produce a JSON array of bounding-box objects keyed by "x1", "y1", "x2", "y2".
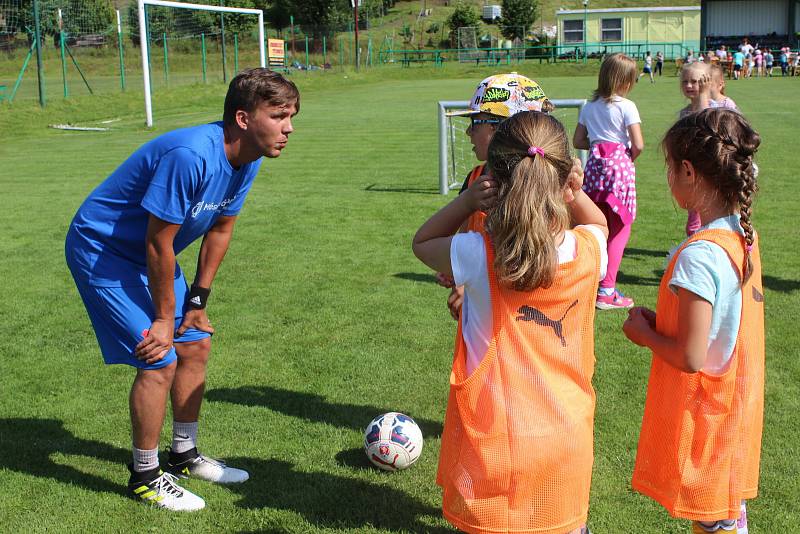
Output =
[{"x1": 557, "y1": 6, "x2": 701, "y2": 16}]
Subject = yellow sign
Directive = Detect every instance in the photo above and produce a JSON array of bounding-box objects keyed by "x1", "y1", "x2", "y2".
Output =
[{"x1": 268, "y1": 38, "x2": 286, "y2": 67}]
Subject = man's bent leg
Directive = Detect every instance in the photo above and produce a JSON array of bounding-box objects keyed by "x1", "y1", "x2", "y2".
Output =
[
  {"x1": 166, "y1": 338, "x2": 248, "y2": 484},
  {"x1": 171, "y1": 338, "x2": 211, "y2": 423},
  {"x1": 131, "y1": 362, "x2": 176, "y2": 450}
]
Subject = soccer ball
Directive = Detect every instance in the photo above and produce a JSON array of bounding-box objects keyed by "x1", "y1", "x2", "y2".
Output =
[{"x1": 364, "y1": 412, "x2": 423, "y2": 471}]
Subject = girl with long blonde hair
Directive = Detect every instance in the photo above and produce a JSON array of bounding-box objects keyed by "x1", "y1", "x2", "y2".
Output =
[{"x1": 413, "y1": 111, "x2": 608, "y2": 534}]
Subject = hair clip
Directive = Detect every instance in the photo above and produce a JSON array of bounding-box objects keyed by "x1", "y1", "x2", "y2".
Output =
[
  {"x1": 746, "y1": 244, "x2": 753, "y2": 252},
  {"x1": 527, "y1": 146, "x2": 545, "y2": 157}
]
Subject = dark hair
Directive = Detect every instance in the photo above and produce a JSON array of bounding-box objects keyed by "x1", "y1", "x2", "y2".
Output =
[
  {"x1": 485, "y1": 112, "x2": 573, "y2": 291},
  {"x1": 223, "y1": 68, "x2": 300, "y2": 126},
  {"x1": 662, "y1": 108, "x2": 760, "y2": 282}
]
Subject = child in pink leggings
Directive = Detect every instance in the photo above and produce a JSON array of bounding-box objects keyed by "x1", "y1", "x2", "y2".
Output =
[{"x1": 574, "y1": 53, "x2": 645, "y2": 309}]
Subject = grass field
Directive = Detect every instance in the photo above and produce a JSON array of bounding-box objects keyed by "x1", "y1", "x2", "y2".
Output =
[{"x1": 0, "y1": 65, "x2": 798, "y2": 533}]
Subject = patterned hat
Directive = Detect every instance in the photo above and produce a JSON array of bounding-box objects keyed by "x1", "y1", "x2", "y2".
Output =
[{"x1": 449, "y1": 72, "x2": 550, "y2": 117}]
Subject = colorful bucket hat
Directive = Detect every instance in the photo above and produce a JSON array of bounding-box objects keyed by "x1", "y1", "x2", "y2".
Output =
[{"x1": 449, "y1": 72, "x2": 550, "y2": 117}]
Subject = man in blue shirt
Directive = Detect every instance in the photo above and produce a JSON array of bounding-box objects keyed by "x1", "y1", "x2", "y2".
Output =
[{"x1": 65, "y1": 68, "x2": 299, "y2": 511}]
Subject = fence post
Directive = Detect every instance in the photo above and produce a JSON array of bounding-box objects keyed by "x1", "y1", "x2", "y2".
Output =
[
  {"x1": 201, "y1": 33, "x2": 207, "y2": 83},
  {"x1": 117, "y1": 10, "x2": 126, "y2": 91},
  {"x1": 32, "y1": 0, "x2": 45, "y2": 107},
  {"x1": 323, "y1": 36, "x2": 327, "y2": 66},
  {"x1": 339, "y1": 37, "x2": 344, "y2": 68},
  {"x1": 58, "y1": 9, "x2": 68, "y2": 98},
  {"x1": 305, "y1": 35, "x2": 309, "y2": 70},
  {"x1": 234, "y1": 33, "x2": 239, "y2": 74},
  {"x1": 163, "y1": 33, "x2": 169, "y2": 86},
  {"x1": 219, "y1": 0, "x2": 227, "y2": 82}
]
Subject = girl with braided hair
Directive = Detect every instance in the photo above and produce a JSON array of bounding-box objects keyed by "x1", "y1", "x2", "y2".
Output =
[
  {"x1": 623, "y1": 108, "x2": 765, "y2": 534},
  {"x1": 413, "y1": 111, "x2": 608, "y2": 534}
]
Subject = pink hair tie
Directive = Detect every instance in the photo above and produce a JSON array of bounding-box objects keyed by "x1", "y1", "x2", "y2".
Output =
[
  {"x1": 527, "y1": 146, "x2": 545, "y2": 157},
  {"x1": 746, "y1": 244, "x2": 753, "y2": 252}
]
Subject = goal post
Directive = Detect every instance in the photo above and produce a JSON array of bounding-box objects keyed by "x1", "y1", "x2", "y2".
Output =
[
  {"x1": 438, "y1": 99, "x2": 588, "y2": 194},
  {"x1": 138, "y1": 0, "x2": 266, "y2": 127}
]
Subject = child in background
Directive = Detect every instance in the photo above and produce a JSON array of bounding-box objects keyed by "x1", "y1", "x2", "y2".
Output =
[
  {"x1": 779, "y1": 47, "x2": 789, "y2": 76},
  {"x1": 574, "y1": 53, "x2": 644, "y2": 309},
  {"x1": 655, "y1": 51, "x2": 664, "y2": 76},
  {"x1": 764, "y1": 49, "x2": 774, "y2": 76},
  {"x1": 623, "y1": 108, "x2": 764, "y2": 534},
  {"x1": 710, "y1": 64, "x2": 738, "y2": 110},
  {"x1": 679, "y1": 62, "x2": 713, "y2": 235},
  {"x1": 438, "y1": 73, "x2": 556, "y2": 319},
  {"x1": 638, "y1": 51, "x2": 655, "y2": 83},
  {"x1": 732, "y1": 48, "x2": 744, "y2": 80},
  {"x1": 413, "y1": 111, "x2": 608, "y2": 534},
  {"x1": 753, "y1": 48, "x2": 763, "y2": 76}
]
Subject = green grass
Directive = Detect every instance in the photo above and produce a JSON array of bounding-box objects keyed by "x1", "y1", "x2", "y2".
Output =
[{"x1": 0, "y1": 68, "x2": 798, "y2": 533}]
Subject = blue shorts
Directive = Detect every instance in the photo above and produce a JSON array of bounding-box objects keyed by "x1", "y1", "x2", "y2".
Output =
[{"x1": 72, "y1": 273, "x2": 212, "y2": 370}]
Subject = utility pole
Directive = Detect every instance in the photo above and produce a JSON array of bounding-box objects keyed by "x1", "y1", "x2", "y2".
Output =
[{"x1": 352, "y1": 0, "x2": 360, "y2": 70}]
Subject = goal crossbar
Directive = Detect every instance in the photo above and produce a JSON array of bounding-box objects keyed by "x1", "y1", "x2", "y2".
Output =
[
  {"x1": 138, "y1": 0, "x2": 266, "y2": 127},
  {"x1": 438, "y1": 99, "x2": 588, "y2": 195}
]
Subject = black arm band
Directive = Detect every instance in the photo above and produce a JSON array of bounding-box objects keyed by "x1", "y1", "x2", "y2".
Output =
[{"x1": 187, "y1": 285, "x2": 211, "y2": 310}]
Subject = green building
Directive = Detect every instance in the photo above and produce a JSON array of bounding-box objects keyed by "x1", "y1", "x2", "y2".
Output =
[{"x1": 556, "y1": 6, "x2": 701, "y2": 60}]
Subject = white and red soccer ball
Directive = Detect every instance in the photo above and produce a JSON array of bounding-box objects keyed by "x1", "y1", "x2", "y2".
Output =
[{"x1": 363, "y1": 412, "x2": 423, "y2": 471}]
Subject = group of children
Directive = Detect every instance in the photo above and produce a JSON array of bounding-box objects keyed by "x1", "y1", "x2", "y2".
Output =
[
  {"x1": 413, "y1": 58, "x2": 765, "y2": 533},
  {"x1": 694, "y1": 41, "x2": 799, "y2": 79}
]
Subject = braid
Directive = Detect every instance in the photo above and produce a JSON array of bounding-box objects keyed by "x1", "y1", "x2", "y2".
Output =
[{"x1": 736, "y1": 158, "x2": 758, "y2": 283}]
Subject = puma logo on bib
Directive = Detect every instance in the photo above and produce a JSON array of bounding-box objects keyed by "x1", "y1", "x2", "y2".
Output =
[{"x1": 516, "y1": 300, "x2": 578, "y2": 347}]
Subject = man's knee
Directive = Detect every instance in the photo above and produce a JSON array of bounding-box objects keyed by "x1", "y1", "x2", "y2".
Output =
[
  {"x1": 175, "y1": 337, "x2": 211, "y2": 365},
  {"x1": 135, "y1": 361, "x2": 177, "y2": 388}
]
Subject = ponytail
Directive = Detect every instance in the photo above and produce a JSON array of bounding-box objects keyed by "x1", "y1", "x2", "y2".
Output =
[{"x1": 486, "y1": 113, "x2": 573, "y2": 291}]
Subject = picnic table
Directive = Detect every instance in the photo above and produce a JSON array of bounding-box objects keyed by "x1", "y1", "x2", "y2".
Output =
[{"x1": 399, "y1": 50, "x2": 444, "y2": 67}]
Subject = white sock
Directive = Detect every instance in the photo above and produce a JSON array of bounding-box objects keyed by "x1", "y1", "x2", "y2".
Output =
[
  {"x1": 132, "y1": 446, "x2": 159, "y2": 473},
  {"x1": 172, "y1": 421, "x2": 198, "y2": 453}
]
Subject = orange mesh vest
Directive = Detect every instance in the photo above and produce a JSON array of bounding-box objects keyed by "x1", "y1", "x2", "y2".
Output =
[
  {"x1": 466, "y1": 165, "x2": 487, "y2": 233},
  {"x1": 632, "y1": 229, "x2": 765, "y2": 521},
  {"x1": 437, "y1": 229, "x2": 601, "y2": 534}
]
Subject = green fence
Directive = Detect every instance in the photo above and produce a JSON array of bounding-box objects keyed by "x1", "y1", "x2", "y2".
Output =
[{"x1": 379, "y1": 42, "x2": 693, "y2": 67}]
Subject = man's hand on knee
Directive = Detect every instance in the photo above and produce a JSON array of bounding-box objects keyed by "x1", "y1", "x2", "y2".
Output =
[
  {"x1": 176, "y1": 308, "x2": 215, "y2": 337},
  {"x1": 136, "y1": 318, "x2": 174, "y2": 364}
]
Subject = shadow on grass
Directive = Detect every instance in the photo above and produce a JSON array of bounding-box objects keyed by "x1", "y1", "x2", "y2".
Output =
[
  {"x1": 393, "y1": 272, "x2": 438, "y2": 284},
  {"x1": 227, "y1": 456, "x2": 453, "y2": 533},
  {"x1": 617, "y1": 270, "x2": 663, "y2": 287},
  {"x1": 205, "y1": 386, "x2": 443, "y2": 438},
  {"x1": 364, "y1": 183, "x2": 440, "y2": 195},
  {"x1": 763, "y1": 275, "x2": 800, "y2": 293},
  {"x1": 335, "y1": 446, "x2": 375, "y2": 471},
  {"x1": 0, "y1": 418, "x2": 127, "y2": 497},
  {"x1": 625, "y1": 247, "x2": 667, "y2": 258}
]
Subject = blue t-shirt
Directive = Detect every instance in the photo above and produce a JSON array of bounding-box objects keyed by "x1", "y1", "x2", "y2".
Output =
[
  {"x1": 733, "y1": 52, "x2": 744, "y2": 66},
  {"x1": 66, "y1": 122, "x2": 261, "y2": 287},
  {"x1": 667, "y1": 214, "x2": 743, "y2": 374}
]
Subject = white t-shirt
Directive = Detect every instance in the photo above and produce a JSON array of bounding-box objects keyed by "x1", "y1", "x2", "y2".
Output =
[
  {"x1": 451, "y1": 227, "x2": 608, "y2": 375},
  {"x1": 739, "y1": 43, "x2": 754, "y2": 56},
  {"x1": 578, "y1": 96, "x2": 641, "y2": 147}
]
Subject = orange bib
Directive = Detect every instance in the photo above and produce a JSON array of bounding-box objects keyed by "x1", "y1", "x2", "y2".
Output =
[
  {"x1": 632, "y1": 229, "x2": 765, "y2": 521},
  {"x1": 437, "y1": 229, "x2": 601, "y2": 534},
  {"x1": 465, "y1": 164, "x2": 487, "y2": 233}
]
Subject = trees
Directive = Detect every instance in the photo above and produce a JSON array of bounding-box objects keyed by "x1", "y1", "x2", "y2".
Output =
[
  {"x1": 500, "y1": 0, "x2": 537, "y2": 42},
  {"x1": 446, "y1": 1, "x2": 480, "y2": 45}
]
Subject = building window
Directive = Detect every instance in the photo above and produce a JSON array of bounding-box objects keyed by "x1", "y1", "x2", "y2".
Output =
[
  {"x1": 564, "y1": 19, "x2": 584, "y2": 43},
  {"x1": 601, "y1": 18, "x2": 623, "y2": 42}
]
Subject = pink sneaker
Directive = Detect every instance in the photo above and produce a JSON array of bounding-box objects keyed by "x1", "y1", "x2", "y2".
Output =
[{"x1": 596, "y1": 290, "x2": 634, "y2": 310}]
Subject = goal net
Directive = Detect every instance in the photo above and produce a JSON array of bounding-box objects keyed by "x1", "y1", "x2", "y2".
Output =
[
  {"x1": 437, "y1": 99, "x2": 588, "y2": 194},
  {"x1": 135, "y1": 0, "x2": 265, "y2": 126}
]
